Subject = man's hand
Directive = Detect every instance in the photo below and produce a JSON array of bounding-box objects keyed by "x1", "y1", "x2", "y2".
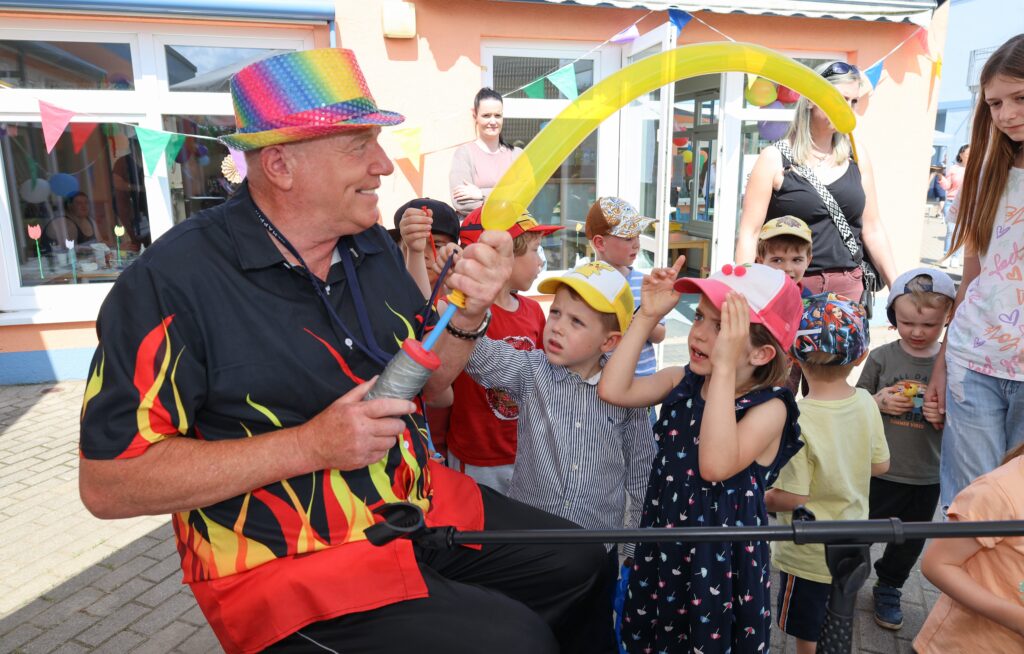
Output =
[
  {"x1": 446, "y1": 229, "x2": 513, "y2": 326},
  {"x1": 300, "y1": 377, "x2": 417, "y2": 471},
  {"x1": 399, "y1": 206, "x2": 432, "y2": 255}
]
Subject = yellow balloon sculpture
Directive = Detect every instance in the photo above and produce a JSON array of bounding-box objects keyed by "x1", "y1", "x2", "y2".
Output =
[{"x1": 481, "y1": 42, "x2": 857, "y2": 230}]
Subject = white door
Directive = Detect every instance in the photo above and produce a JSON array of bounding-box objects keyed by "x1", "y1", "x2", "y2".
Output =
[{"x1": 617, "y1": 22, "x2": 675, "y2": 272}]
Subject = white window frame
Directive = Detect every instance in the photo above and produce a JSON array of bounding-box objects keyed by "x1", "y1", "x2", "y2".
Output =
[
  {"x1": 0, "y1": 17, "x2": 314, "y2": 324},
  {"x1": 481, "y1": 39, "x2": 620, "y2": 285}
]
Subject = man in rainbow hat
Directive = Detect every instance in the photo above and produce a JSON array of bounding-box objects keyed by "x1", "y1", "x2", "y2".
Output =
[{"x1": 78, "y1": 49, "x2": 609, "y2": 654}]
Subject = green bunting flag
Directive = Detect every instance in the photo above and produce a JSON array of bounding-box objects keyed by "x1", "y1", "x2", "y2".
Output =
[
  {"x1": 523, "y1": 78, "x2": 545, "y2": 99},
  {"x1": 134, "y1": 127, "x2": 173, "y2": 176},
  {"x1": 546, "y1": 65, "x2": 578, "y2": 101}
]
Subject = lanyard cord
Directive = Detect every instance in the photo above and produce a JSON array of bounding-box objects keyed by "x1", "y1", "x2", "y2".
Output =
[{"x1": 250, "y1": 200, "x2": 391, "y2": 368}]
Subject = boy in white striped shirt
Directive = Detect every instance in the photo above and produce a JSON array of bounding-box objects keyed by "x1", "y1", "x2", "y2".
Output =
[{"x1": 465, "y1": 260, "x2": 656, "y2": 559}]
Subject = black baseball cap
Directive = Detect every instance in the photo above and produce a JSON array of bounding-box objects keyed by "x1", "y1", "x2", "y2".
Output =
[{"x1": 392, "y1": 198, "x2": 460, "y2": 243}]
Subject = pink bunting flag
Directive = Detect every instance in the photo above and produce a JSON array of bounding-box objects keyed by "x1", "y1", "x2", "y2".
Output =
[
  {"x1": 70, "y1": 123, "x2": 98, "y2": 154},
  {"x1": 38, "y1": 100, "x2": 76, "y2": 153},
  {"x1": 915, "y1": 28, "x2": 930, "y2": 55},
  {"x1": 610, "y1": 24, "x2": 640, "y2": 44}
]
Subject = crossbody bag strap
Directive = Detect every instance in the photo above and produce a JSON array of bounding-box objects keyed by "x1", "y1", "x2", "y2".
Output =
[{"x1": 774, "y1": 140, "x2": 861, "y2": 262}]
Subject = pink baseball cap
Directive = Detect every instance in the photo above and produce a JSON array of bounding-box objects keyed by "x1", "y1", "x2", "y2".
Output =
[{"x1": 674, "y1": 263, "x2": 803, "y2": 348}]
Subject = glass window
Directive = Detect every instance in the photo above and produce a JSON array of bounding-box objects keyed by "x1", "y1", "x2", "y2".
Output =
[
  {"x1": 2, "y1": 121, "x2": 150, "y2": 287},
  {"x1": 503, "y1": 118, "x2": 597, "y2": 271},
  {"x1": 0, "y1": 40, "x2": 133, "y2": 90},
  {"x1": 742, "y1": 57, "x2": 835, "y2": 110},
  {"x1": 494, "y1": 57, "x2": 594, "y2": 99},
  {"x1": 165, "y1": 45, "x2": 291, "y2": 92},
  {"x1": 163, "y1": 115, "x2": 237, "y2": 223}
]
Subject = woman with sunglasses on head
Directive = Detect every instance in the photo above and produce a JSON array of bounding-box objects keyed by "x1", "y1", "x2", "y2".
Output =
[{"x1": 736, "y1": 61, "x2": 897, "y2": 300}]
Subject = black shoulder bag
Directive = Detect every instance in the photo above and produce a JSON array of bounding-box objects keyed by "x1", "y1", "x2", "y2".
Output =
[{"x1": 774, "y1": 140, "x2": 883, "y2": 317}]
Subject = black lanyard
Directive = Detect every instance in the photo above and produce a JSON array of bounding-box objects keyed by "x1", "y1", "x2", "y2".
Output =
[{"x1": 251, "y1": 200, "x2": 391, "y2": 368}]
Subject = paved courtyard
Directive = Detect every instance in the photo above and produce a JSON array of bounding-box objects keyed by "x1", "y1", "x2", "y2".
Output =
[{"x1": 0, "y1": 209, "x2": 954, "y2": 652}]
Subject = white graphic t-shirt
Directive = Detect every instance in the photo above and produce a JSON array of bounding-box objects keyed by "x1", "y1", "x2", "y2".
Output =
[{"x1": 947, "y1": 166, "x2": 1024, "y2": 380}]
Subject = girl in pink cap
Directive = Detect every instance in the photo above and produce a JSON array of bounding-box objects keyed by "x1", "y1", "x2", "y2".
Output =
[{"x1": 600, "y1": 259, "x2": 804, "y2": 653}]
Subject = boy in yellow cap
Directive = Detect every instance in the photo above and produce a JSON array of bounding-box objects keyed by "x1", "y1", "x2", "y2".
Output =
[{"x1": 464, "y1": 260, "x2": 657, "y2": 647}]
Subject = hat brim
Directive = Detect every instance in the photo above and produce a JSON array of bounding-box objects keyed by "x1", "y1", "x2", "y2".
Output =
[
  {"x1": 674, "y1": 277, "x2": 761, "y2": 325},
  {"x1": 513, "y1": 224, "x2": 565, "y2": 238},
  {"x1": 608, "y1": 216, "x2": 655, "y2": 238},
  {"x1": 219, "y1": 109, "x2": 405, "y2": 151},
  {"x1": 759, "y1": 226, "x2": 813, "y2": 243},
  {"x1": 537, "y1": 276, "x2": 628, "y2": 332}
]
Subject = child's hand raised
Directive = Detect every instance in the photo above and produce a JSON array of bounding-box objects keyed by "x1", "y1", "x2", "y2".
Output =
[
  {"x1": 639, "y1": 255, "x2": 686, "y2": 319},
  {"x1": 399, "y1": 206, "x2": 433, "y2": 254},
  {"x1": 431, "y1": 242, "x2": 461, "y2": 285},
  {"x1": 711, "y1": 292, "x2": 751, "y2": 372}
]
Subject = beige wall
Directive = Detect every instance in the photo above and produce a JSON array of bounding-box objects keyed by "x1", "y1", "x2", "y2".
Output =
[{"x1": 338, "y1": 0, "x2": 948, "y2": 274}]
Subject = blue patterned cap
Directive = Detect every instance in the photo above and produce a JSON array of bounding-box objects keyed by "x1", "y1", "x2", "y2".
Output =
[{"x1": 792, "y1": 293, "x2": 869, "y2": 366}]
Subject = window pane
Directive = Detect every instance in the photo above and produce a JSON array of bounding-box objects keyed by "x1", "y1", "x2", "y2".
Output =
[
  {"x1": 494, "y1": 57, "x2": 594, "y2": 99},
  {"x1": 165, "y1": 45, "x2": 291, "y2": 92},
  {"x1": 742, "y1": 57, "x2": 834, "y2": 110},
  {"x1": 0, "y1": 40, "x2": 133, "y2": 90},
  {"x1": 3, "y1": 122, "x2": 150, "y2": 287},
  {"x1": 163, "y1": 115, "x2": 237, "y2": 223},
  {"x1": 503, "y1": 118, "x2": 597, "y2": 272}
]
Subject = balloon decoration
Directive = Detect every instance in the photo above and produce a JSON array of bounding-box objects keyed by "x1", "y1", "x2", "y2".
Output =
[
  {"x1": 48, "y1": 173, "x2": 80, "y2": 199},
  {"x1": 744, "y1": 77, "x2": 778, "y2": 107},
  {"x1": 481, "y1": 42, "x2": 856, "y2": 230},
  {"x1": 757, "y1": 101, "x2": 789, "y2": 142},
  {"x1": 19, "y1": 178, "x2": 51, "y2": 204},
  {"x1": 776, "y1": 85, "x2": 800, "y2": 104},
  {"x1": 672, "y1": 136, "x2": 689, "y2": 147},
  {"x1": 682, "y1": 149, "x2": 694, "y2": 163}
]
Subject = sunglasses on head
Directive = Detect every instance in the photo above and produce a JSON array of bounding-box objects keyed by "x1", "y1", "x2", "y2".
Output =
[{"x1": 821, "y1": 61, "x2": 860, "y2": 79}]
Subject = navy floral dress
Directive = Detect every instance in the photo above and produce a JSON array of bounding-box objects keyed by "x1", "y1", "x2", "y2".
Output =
[{"x1": 621, "y1": 369, "x2": 802, "y2": 654}]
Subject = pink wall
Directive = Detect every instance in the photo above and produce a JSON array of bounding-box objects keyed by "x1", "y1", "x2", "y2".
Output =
[{"x1": 338, "y1": 0, "x2": 948, "y2": 273}]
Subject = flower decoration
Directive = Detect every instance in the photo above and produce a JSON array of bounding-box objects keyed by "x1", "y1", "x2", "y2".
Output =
[{"x1": 221, "y1": 154, "x2": 244, "y2": 184}]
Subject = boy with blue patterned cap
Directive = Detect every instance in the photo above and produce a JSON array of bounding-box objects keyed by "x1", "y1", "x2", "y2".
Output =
[{"x1": 766, "y1": 293, "x2": 891, "y2": 653}]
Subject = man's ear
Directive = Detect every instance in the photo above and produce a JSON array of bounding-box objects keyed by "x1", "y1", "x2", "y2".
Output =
[
  {"x1": 592, "y1": 235, "x2": 605, "y2": 253},
  {"x1": 748, "y1": 342, "x2": 777, "y2": 367},
  {"x1": 601, "y1": 331, "x2": 622, "y2": 353},
  {"x1": 258, "y1": 145, "x2": 296, "y2": 192}
]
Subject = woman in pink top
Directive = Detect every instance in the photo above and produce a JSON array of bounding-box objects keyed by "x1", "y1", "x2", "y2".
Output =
[
  {"x1": 450, "y1": 88, "x2": 522, "y2": 216},
  {"x1": 914, "y1": 441, "x2": 1024, "y2": 653},
  {"x1": 938, "y1": 144, "x2": 969, "y2": 267}
]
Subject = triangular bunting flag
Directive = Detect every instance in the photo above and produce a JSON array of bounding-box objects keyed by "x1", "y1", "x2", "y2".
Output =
[
  {"x1": 668, "y1": 9, "x2": 692, "y2": 35},
  {"x1": 610, "y1": 24, "x2": 640, "y2": 44},
  {"x1": 134, "y1": 126, "x2": 173, "y2": 176},
  {"x1": 38, "y1": 100, "x2": 75, "y2": 153},
  {"x1": 523, "y1": 78, "x2": 545, "y2": 99},
  {"x1": 393, "y1": 127, "x2": 422, "y2": 171},
  {"x1": 547, "y1": 65, "x2": 578, "y2": 101},
  {"x1": 165, "y1": 133, "x2": 187, "y2": 166},
  {"x1": 933, "y1": 55, "x2": 942, "y2": 80},
  {"x1": 746, "y1": 74, "x2": 758, "y2": 91},
  {"x1": 915, "y1": 27, "x2": 930, "y2": 55},
  {"x1": 70, "y1": 123, "x2": 98, "y2": 154},
  {"x1": 865, "y1": 61, "x2": 884, "y2": 89},
  {"x1": 229, "y1": 148, "x2": 248, "y2": 181}
]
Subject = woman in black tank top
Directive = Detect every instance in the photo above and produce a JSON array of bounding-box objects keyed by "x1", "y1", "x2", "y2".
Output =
[{"x1": 736, "y1": 61, "x2": 896, "y2": 300}]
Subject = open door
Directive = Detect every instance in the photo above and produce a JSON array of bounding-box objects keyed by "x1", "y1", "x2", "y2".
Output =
[{"x1": 617, "y1": 22, "x2": 676, "y2": 272}]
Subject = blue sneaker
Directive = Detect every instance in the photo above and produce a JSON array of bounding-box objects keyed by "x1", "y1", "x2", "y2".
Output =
[{"x1": 873, "y1": 583, "x2": 904, "y2": 630}]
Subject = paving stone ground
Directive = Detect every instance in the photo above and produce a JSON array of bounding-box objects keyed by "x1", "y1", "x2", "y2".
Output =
[{"x1": 0, "y1": 210, "x2": 953, "y2": 652}]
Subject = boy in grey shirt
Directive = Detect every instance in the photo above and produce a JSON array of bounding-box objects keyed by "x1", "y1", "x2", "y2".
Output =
[{"x1": 856, "y1": 268, "x2": 955, "y2": 631}]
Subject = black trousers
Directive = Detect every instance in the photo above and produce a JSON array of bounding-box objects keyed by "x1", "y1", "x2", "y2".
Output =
[
  {"x1": 868, "y1": 477, "x2": 941, "y2": 588},
  {"x1": 266, "y1": 486, "x2": 614, "y2": 654}
]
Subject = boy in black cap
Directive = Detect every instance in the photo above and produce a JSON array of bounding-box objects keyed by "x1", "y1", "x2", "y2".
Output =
[
  {"x1": 856, "y1": 268, "x2": 955, "y2": 631},
  {"x1": 393, "y1": 198, "x2": 461, "y2": 296}
]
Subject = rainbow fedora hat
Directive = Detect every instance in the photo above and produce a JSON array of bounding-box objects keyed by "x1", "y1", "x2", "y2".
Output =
[{"x1": 220, "y1": 48, "x2": 404, "y2": 151}]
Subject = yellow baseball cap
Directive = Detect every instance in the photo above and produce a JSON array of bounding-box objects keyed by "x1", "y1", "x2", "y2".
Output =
[
  {"x1": 537, "y1": 261, "x2": 634, "y2": 333},
  {"x1": 759, "y1": 216, "x2": 812, "y2": 244}
]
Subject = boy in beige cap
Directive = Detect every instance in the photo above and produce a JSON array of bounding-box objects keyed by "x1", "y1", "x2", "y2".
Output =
[
  {"x1": 586, "y1": 197, "x2": 664, "y2": 377},
  {"x1": 756, "y1": 215, "x2": 814, "y2": 298}
]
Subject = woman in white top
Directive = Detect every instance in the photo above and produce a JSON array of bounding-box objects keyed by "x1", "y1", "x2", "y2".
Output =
[{"x1": 449, "y1": 88, "x2": 522, "y2": 217}]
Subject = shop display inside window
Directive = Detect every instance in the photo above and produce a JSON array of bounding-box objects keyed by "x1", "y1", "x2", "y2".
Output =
[
  {"x1": 2, "y1": 122, "x2": 149, "y2": 287},
  {"x1": 163, "y1": 115, "x2": 237, "y2": 223},
  {"x1": 0, "y1": 39, "x2": 134, "y2": 90}
]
